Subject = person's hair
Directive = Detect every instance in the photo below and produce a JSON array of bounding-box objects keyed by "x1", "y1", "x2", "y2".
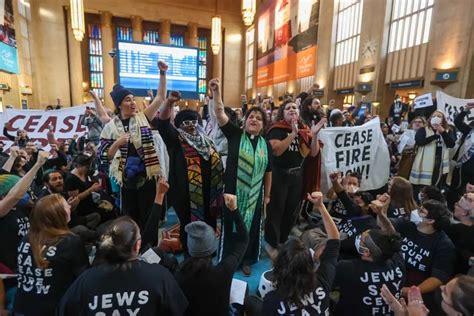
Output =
[
  {"x1": 300, "y1": 97, "x2": 314, "y2": 116},
  {"x1": 276, "y1": 99, "x2": 304, "y2": 126},
  {"x1": 73, "y1": 153, "x2": 92, "y2": 169},
  {"x1": 408, "y1": 116, "x2": 426, "y2": 129},
  {"x1": 273, "y1": 238, "x2": 317, "y2": 307},
  {"x1": 389, "y1": 177, "x2": 417, "y2": 214},
  {"x1": 42, "y1": 169, "x2": 63, "y2": 184},
  {"x1": 421, "y1": 186, "x2": 446, "y2": 203},
  {"x1": 178, "y1": 256, "x2": 213, "y2": 277},
  {"x1": 451, "y1": 275, "x2": 474, "y2": 316},
  {"x1": 427, "y1": 110, "x2": 449, "y2": 130},
  {"x1": 354, "y1": 191, "x2": 374, "y2": 206},
  {"x1": 366, "y1": 229, "x2": 401, "y2": 262},
  {"x1": 29, "y1": 194, "x2": 71, "y2": 269},
  {"x1": 244, "y1": 107, "x2": 268, "y2": 134},
  {"x1": 345, "y1": 171, "x2": 361, "y2": 185},
  {"x1": 97, "y1": 216, "x2": 140, "y2": 266},
  {"x1": 422, "y1": 199, "x2": 451, "y2": 231},
  {"x1": 330, "y1": 111, "x2": 344, "y2": 127}
]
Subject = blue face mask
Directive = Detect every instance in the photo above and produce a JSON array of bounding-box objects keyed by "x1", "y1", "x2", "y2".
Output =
[{"x1": 16, "y1": 192, "x2": 31, "y2": 208}]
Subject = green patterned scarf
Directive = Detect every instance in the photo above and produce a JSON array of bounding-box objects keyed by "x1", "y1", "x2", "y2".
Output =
[{"x1": 236, "y1": 134, "x2": 268, "y2": 230}]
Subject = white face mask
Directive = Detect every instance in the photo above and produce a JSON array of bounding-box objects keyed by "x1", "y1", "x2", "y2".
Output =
[
  {"x1": 354, "y1": 235, "x2": 368, "y2": 255},
  {"x1": 410, "y1": 209, "x2": 423, "y2": 225},
  {"x1": 431, "y1": 116, "x2": 442, "y2": 125},
  {"x1": 346, "y1": 185, "x2": 360, "y2": 193}
]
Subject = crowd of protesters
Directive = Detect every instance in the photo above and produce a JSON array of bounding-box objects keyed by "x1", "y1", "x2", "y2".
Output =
[{"x1": 0, "y1": 60, "x2": 473, "y2": 316}]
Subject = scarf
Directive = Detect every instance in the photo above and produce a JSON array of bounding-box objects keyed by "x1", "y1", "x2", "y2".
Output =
[
  {"x1": 410, "y1": 127, "x2": 450, "y2": 185},
  {"x1": 180, "y1": 135, "x2": 224, "y2": 222},
  {"x1": 236, "y1": 133, "x2": 268, "y2": 230},
  {"x1": 178, "y1": 128, "x2": 214, "y2": 161},
  {"x1": 267, "y1": 120, "x2": 312, "y2": 157},
  {"x1": 98, "y1": 111, "x2": 160, "y2": 186}
]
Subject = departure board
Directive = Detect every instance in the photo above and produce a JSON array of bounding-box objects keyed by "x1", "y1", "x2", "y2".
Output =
[{"x1": 117, "y1": 41, "x2": 198, "y2": 98}]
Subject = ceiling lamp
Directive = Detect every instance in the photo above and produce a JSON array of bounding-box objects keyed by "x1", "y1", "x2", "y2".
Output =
[
  {"x1": 70, "y1": 0, "x2": 85, "y2": 41},
  {"x1": 242, "y1": 0, "x2": 256, "y2": 26},
  {"x1": 211, "y1": 15, "x2": 221, "y2": 55}
]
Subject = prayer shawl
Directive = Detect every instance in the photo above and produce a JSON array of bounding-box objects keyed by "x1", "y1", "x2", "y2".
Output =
[
  {"x1": 98, "y1": 111, "x2": 160, "y2": 186},
  {"x1": 267, "y1": 120, "x2": 312, "y2": 157},
  {"x1": 236, "y1": 133, "x2": 268, "y2": 230},
  {"x1": 410, "y1": 127, "x2": 450, "y2": 186},
  {"x1": 179, "y1": 134, "x2": 223, "y2": 222}
]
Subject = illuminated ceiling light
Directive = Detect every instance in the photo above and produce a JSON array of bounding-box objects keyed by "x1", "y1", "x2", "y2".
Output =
[
  {"x1": 70, "y1": 0, "x2": 85, "y2": 41},
  {"x1": 408, "y1": 93, "x2": 417, "y2": 100},
  {"x1": 242, "y1": 0, "x2": 256, "y2": 26},
  {"x1": 211, "y1": 16, "x2": 221, "y2": 55}
]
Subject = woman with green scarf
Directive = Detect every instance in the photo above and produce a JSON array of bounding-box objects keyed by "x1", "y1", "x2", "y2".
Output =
[{"x1": 209, "y1": 79, "x2": 272, "y2": 276}]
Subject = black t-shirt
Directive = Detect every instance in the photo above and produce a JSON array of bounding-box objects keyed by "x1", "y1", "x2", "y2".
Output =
[
  {"x1": 335, "y1": 255, "x2": 406, "y2": 316},
  {"x1": 393, "y1": 219, "x2": 456, "y2": 286},
  {"x1": 59, "y1": 260, "x2": 188, "y2": 316},
  {"x1": 14, "y1": 234, "x2": 89, "y2": 315},
  {"x1": 220, "y1": 121, "x2": 272, "y2": 194},
  {"x1": 387, "y1": 204, "x2": 407, "y2": 219},
  {"x1": 329, "y1": 198, "x2": 348, "y2": 218},
  {"x1": 0, "y1": 208, "x2": 29, "y2": 271},
  {"x1": 445, "y1": 223, "x2": 474, "y2": 274},
  {"x1": 262, "y1": 239, "x2": 340, "y2": 316},
  {"x1": 267, "y1": 127, "x2": 304, "y2": 169},
  {"x1": 64, "y1": 173, "x2": 97, "y2": 216}
]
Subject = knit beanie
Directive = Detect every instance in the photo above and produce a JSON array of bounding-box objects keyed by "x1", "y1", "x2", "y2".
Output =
[
  {"x1": 185, "y1": 221, "x2": 217, "y2": 258},
  {"x1": 110, "y1": 84, "x2": 133, "y2": 108},
  {"x1": 0, "y1": 174, "x2": 20, "y2": 197}
]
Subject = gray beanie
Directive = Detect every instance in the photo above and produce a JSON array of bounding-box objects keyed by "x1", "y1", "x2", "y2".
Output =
[{"x1": 185, "y1": 221, "x2": 217, "y2": 258}]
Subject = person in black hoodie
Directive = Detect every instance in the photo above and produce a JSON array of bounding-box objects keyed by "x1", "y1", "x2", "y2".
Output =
[
  {"x1": 59, "y1": 216, "x2": 187, "y2": 316},
  {"x1": 262, "y1": 191, "x2": 340, "y2": 316},
  {"x1": 175, "y1": 193, "x2": 248, "y2": 316},
  {"x1": 335, "y1": 195, "x2": 406, "y2": 316},
  {"x1": 14, "y1": 194, "x2": 89, "y2": 316}
]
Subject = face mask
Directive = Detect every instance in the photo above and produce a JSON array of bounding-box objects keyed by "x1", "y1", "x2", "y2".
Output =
[
  {"x1": 418, "y1": 192, "x2": 424, "y2": 203},
  {"x1": 355, "y1": 235, "x2": 368, "y2": 255},
  {"x1": 346, "y1": 185, "x2": 359, "y2": 193},
  {"x1": 431, "y1": 116, "x2": 442, "y2": 125},
  {"x1": 410, "y1": 209, "x2": 423, "y2": 225},
  {"x1": 16, "y1": 192, "x2": 31, "y2": 208}
]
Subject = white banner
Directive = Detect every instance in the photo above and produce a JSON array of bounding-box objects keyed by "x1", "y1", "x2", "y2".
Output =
[
  {"x1": 414, "y1": 93, "x2": 433, "y2": 109},
  {"x1": 436, "y1": 91, "x2": 474, "y2": 125},
  {"x1": 0, "y1": 103, "x2": 93, "y2": 148},
  {"x1": 319, "y1": 117, "x2": 390, "y2": 191}
]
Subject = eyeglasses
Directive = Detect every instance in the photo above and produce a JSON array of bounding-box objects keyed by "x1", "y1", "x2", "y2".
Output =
[
  {"x1": 413, "y1": 120, "x2": 423, "y2": 124},
  {"x1": 180, "y1": 120, "x2": 198, "y2": 127}
]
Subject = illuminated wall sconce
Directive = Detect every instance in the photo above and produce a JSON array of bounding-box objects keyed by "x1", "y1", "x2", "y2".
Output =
[
  {"x1": 408, "y1": 93, "x2": 417, "y2": 100},
  {"x1": 70, "y1": 0, "x2": 85, "y2": 41},
  {"x1": 431, "y1": 68, "x2": 459, "y2": 88},
  {"x1": 82, "y1": 81, "x2": 89, "y2": 91},
  {"x1": 242, "y1": 0, "x2": 256, "y2": 26},
  {"x1": 211, "y1": 16, "x2": 222, "y2": 55}
]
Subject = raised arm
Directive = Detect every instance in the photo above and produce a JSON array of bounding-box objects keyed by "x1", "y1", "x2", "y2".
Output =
[
  {"x1": 144, "y1": 61, "x2": 168, "y2": 122},
  {"x1": 209, "y1": 78, "x2": 228, "y2": 127},
  {"x1": 1, "y1": 146, "x2": 19, "y2": 173},
  {"x1": 307, "y1": 192, "x2": 340, "y2": 240},
  {"x1": 309, "y1": 118, "x2": 326, "y2": 157},
  {"x1": 268, "y1": 120, "x2": 298, "y2": 157},
  {"x1": 0, "y1": 151, "x2": 48, "y2": 217},
  {"x1": 89, "y1": 90, "x2": 111, "y2": 124},
  {"x1": 372, "y1": 193, "x2": 397, "y2": 235}
]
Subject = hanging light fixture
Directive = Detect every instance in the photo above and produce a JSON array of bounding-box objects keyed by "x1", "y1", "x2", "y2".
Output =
[
  {"x1": 211, "y1": 15, "x2": 221, "y2": 55},
  {"x1": 70, "y1": 0, "x2": 85, "y2": 41},
  {"x1": 242, "y1": 0, "x2": 256, "y2": 26}
]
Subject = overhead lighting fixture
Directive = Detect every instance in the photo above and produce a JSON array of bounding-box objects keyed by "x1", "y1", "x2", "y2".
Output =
[
  {"x1": 70, "y1": 0, "x2": 85, "y2": 41},
  {"x1": 211, "y1": 16, "x2": 221, "y2": 55},
  {"x1": 242, "y1": 0, "x2": 256, "y2": 26}
]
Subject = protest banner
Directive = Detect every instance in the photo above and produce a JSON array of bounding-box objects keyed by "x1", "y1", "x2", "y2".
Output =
[
  {"x1": 436, "y1": 91, "x2": 474, "y2": 125},
  {"x1": 318, "y1": 117, "x2": 390, "y2": 191},
  {"x1": 413, "y1": 93, "x2": 433, "y2": 109},
  {"x1": 0, "y1": 103, "x2": 93, "y2": 148}
]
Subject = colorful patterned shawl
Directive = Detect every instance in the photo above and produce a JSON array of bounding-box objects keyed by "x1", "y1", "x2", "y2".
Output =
[
  {"x1": 180, "y1": 135, "x2": 224, "y2": 222},
  {"x1": 98, "y1": 111, "x2": 160, "y2": 186},
  {"x1": 236, "y1": 133, "x2": 268, "y2": 230}
]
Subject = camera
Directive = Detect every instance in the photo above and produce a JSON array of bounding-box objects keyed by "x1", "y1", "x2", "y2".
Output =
[{"x1": 108, "y1": 48, "x2": 117, "y2": 58}]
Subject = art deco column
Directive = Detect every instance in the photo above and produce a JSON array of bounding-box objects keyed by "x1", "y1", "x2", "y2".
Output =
[
  {"x1": 160, "y1": 19, "x2": 171, "y2": 44},
  {"x1": 100, "y1": 11, "x2": 114, "y2": 108},
  {"x1": 187, "y1": 23, "x2": 198, "y2": 48},
  {"x1": 131, "y1": 15, "x2": 143, "y2": 42},
  {"x1": 65, "y1": 6, "x2": 84, "y2": 105}
]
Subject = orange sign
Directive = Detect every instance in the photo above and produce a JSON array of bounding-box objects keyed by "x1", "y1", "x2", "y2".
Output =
[{"x1": 256, "y1": 0, "x2": 320, "y2": 87}]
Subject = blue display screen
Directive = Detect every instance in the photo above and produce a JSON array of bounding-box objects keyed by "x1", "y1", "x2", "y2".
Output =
[
  {"x1": 0, "y1": 42, "x2": 18, "y2": 74},
  {"x1": 117, "y1": 41, "x2": 198, "y2": 98}
]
